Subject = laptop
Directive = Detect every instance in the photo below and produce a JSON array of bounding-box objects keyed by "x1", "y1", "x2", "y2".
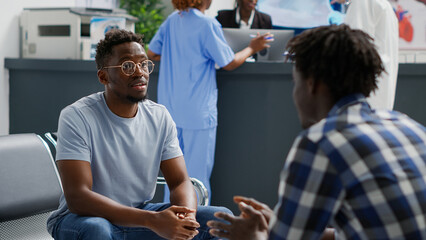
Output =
[{"x1": 222, "y1": 28, "x2": 294, "y2": 62}]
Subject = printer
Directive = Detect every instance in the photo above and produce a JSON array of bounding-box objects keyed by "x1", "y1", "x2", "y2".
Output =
[{"x1": 20, "y1": 8, "x2": 138, "y2": 60}]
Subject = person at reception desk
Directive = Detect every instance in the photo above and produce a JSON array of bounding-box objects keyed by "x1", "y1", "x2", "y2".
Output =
[
  {"x1": 333, "y1": 0, "x2": 399, "y2": 110},
  {"x1": 148, "y1": 0, "x2": 272, "y2": 203},
  {"x1": 46, "y1": 29, "x2": 232, "y2": 240},
  {"x1": 207, "y1": 24, "x2": 426, "y2": 240},
  {"x1": 216, "y1": 0, "x2": 272, "y2": 29}
]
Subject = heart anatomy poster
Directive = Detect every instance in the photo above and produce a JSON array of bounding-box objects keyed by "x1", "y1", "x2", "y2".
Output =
[{"x1": 391, "y1": 0, "x2": 426, "y2": 49}]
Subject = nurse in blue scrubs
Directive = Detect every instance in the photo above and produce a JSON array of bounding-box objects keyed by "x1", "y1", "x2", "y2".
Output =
[{"x1": 148, "y1": 0, "x2": 272, "y2": 203}]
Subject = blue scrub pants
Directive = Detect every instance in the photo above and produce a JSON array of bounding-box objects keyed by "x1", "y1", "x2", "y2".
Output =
[
  {"x1": 164, "y1": 127, "x2": 217, "y2": 204},
  {"x1": 52, "y1": 203, "x2": 231, "y2": 240}
]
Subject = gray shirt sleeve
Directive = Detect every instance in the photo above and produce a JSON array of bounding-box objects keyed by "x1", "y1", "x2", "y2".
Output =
[
  {"x1": 56, "y1": 106, "x2": 91, "y2": 162},
  {"x1": 161, "y1": 108, "x2": 183, "y2": 161}
]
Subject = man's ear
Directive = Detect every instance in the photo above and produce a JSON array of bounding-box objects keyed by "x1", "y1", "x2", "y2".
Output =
[
  {"x1": 308, "y1": 78, "x2": 329, "y2": 97},
  {"x1": 98, "y1": 69, "x2": 108, "y2": 85},
  {"x1": 306, "y1": 77, "x2": 316, "y2": 94}
]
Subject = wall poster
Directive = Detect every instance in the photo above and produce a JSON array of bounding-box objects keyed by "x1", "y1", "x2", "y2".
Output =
[{"x1": 391, "y1": 0, "x2": 426, "y2": 49}]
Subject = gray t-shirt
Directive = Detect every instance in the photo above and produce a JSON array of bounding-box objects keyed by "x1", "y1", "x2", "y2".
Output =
[{"x1": 47, "y1": 92, "x2": 182, "y2": 235}]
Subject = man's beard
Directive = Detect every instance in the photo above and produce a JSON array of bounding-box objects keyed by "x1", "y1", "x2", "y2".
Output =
[{"x1": 127, "y1": 94, "x2": 147, "y2": 103}]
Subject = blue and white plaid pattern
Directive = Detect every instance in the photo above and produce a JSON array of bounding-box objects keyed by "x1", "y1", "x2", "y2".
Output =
[{"x1": 269, "y1": 94, "x2": 426, "y2": 240}]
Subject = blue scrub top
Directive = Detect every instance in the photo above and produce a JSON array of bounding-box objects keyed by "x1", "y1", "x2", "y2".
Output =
[{"x1": 149, "y1": 8, "x2": 235, "y2": 129}]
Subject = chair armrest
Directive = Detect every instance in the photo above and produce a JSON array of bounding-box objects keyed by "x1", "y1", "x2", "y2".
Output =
[{"x1": 156, "y1": 177, "x2": 209, "y2": 206}]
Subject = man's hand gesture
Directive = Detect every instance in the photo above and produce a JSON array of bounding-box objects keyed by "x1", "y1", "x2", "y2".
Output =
[
  {"x1": 207, "y1": 198, "x2": 269, "y2": 240},
  {"x1": 233, "y1": 196, "x2": 273, "y2": 223}
]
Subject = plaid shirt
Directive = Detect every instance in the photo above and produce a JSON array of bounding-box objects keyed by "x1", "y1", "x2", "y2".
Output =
[{"x1": 269, "y1": 94, "x2": 426, "y2": 240}]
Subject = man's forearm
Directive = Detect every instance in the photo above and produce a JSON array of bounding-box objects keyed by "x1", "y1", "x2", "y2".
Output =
[
  {"x1": 222, "y1": 47, "x2": 255, "y2": 71},
  {"x1": 169, "y1": 179, "x2": 198, "y2": 210},
  {"x1": 66, "y1": 188, "x2": 155, "y2": 228}
]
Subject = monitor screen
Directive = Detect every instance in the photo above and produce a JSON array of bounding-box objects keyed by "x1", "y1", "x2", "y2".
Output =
[
  {"x1": 222, "y1": 28, "x2": 294, "y2": 62},
  {"x1": 257, "y1": 0, "x2": 340, "y2": 28}
]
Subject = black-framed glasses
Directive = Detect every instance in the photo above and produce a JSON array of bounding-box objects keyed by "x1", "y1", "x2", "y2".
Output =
[{"x1": 103, "y1": 60, "x2": 155, "y2": 76}]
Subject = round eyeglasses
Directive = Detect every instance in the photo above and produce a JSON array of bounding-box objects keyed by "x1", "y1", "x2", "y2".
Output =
[{"x1": 103, "y1": 60, "x2": 155, "y2": 76}]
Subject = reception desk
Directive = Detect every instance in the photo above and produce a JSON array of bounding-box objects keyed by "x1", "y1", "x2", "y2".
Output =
[{"x1": 5, "y1": 58, "x2": 426, "y2": 213}]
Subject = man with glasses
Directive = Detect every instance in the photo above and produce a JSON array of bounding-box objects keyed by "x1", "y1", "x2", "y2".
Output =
[{"x1": 47, "y1": 29, "x2": 231, "y2": 240}]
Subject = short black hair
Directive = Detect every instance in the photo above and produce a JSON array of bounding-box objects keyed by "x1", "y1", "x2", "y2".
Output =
[
  {"x1": 95, "y1": 29, "x2": 144, "y2": 70},
  {"x1": 286, "y1": 24, "x2": 384, "y2": 101}
]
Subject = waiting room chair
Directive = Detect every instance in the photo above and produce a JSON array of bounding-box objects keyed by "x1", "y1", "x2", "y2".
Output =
[
  {"x1": 0, "y1": 133, "x2": 62, "y2": 240},
  {"x1": 44, "y1": 132, "x2": 209, "y2": 206}
]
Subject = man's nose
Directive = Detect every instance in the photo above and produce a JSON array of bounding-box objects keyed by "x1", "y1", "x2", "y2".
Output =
[{"x1": 133, "y1": 64, "x2": 146, "y2": 76}]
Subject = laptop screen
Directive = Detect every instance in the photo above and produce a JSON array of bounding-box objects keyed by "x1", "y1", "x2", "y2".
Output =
[{"x1": 222, "y1": 28, "x2": 294, "y2": 62}]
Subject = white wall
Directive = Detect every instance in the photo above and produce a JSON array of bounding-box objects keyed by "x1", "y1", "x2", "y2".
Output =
[{"x1": 206, "y1": 0, "x2": 234, "y2": 17}]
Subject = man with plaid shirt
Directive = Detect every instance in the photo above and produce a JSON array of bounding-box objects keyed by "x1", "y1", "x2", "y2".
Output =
[{"x1": 207, "y1": 24, "x2": 426, "y2": 240}]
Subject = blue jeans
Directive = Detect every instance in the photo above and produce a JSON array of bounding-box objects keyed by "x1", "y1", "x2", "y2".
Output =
[{"x1": 52, "y1": 203, "x2": 232, "y2": 240}]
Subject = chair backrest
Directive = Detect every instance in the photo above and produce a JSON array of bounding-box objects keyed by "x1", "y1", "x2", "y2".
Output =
[
  {"x1": 44, "y1": 132, "x2": 209, "y2": 206},
  {"x1": 0, "y1": 133, "x2": 62, "y2": 239}
]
